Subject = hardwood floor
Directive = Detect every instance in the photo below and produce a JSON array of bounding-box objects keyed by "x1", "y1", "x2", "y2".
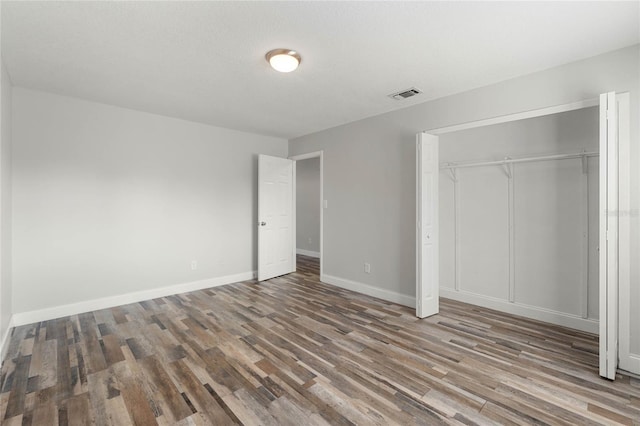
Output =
[{"x1": 1, "y1": 255, "x2": 639, "y2": 425}]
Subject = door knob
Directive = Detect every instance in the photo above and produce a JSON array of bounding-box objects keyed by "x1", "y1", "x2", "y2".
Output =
[{"x1": 260, "y1": 221, "x2": 267, "y2": 226}]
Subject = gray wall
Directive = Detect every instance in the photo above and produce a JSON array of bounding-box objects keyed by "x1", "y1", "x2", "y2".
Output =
[
  {"x1": 12, "y1": 88, "x2": 287, "y2": 314},
  {"x1": 439, "y1": 107, "x2": 599, "y2": 322},
  {"x1": 1, "y1": 59, "x2": 13, "y2": 345},
  {"x1": 289, "y1": 45, "x2": 639, "y2": 347},
  {"x1": 296, "y1": 157, "x2": 320, "y2": 255}
]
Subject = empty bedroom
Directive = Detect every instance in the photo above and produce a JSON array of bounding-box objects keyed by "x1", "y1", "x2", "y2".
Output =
[{"x1": 0, "y1": 1, "x2": 639, "y2": 425}]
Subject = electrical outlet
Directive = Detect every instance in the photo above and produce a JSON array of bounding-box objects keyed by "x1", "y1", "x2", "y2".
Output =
[
  {"x1": 191, "y1": 260, "x2": 197, "y2": 270},
  {"x1": 308, "y1": 237, "x2": 312, "y2": 244},
  {"x1": 364, "y1": 263, "x2": 371, "y2": 274}
]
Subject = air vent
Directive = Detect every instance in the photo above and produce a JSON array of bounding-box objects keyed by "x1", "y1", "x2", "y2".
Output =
[{"x1": 389, "y1": 87, "x2": 422, "y2": 100}]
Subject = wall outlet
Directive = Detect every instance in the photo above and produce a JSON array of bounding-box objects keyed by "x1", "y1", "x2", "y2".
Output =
[
  {"x1": 308, "y1": 237, "x2": 312, "y2": 244},
  {"x1": 364, "y1": 262, "x2": 371, "y2": 274},
  {"x1": 191, "y1": 260, "x2": 198, "y2": 270}
]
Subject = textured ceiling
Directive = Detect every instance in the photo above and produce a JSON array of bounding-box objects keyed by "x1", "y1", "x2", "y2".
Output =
[{"x1": 2, "y1": 1, "x2": 638, "y2": 139}]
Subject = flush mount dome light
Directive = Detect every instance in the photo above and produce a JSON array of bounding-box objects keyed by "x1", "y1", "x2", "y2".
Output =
[{"x1": 266, "y1": 49, "x2": 301, "y2": 73}]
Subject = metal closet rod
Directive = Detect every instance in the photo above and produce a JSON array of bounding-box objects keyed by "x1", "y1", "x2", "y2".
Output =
[{"x1": 440, "y1": 151, "x2": 599, "y2": 170}]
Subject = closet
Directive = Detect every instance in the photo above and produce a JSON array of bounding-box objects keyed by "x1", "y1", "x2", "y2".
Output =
[
  {"x1": 438, "y1": 106, "x2": 600, "y2": 332},
  {"x1": 417, "y1": 93, "x2": 634, "y2": 378}
]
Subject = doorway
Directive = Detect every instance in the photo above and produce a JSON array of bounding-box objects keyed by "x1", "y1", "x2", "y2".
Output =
[
  {"x1": 257, "y1": 151, "x2": 324, "y2": 281},
  {"x1": 290, "y1": 151, "x2": 324, "y2": 278}
]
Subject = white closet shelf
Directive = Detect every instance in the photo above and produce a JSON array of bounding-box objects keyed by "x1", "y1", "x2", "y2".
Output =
[{"x1": 440, "y1": 151, "x2": 598, "y2": 170}]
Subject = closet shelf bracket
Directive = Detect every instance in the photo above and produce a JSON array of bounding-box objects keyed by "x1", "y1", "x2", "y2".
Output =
[
  {"x1": 581, "y1": 150, "x2": 588, "y2": 174},
  {"x1": 446, "y1": 165, "x2": 458, "y2": 182},
  {"x1": 501, "y1": 158, "x2": 513, "y2": 179}
]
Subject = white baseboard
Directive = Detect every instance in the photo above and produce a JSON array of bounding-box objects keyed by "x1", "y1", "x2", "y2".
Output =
[
  {"x1": 619, "y1": 353, "x2": 640, "y2": 376},
  {"x1": 296, "y1": 248, "x2": 320, "y2": 258},
  {"x1": 12, "y1": 271, "x2": 257, "y2": 327},
  {"x1": 321, "y1": 274, "x2": 415, "y2": 308},
  {"x1": 440, "y1": 288, "x2": 599, "y2": 334},
  {"x1": 0, "y1": 316, "x2": 15, "y2": 363}
]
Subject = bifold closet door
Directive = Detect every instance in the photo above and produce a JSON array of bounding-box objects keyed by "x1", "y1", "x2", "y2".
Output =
[
  {"x1": 416, "y1": 132, "x2": 439, "y2": 319},
  {"x1": 599, "y1": 92, "x2": 618, "y2": 380}
]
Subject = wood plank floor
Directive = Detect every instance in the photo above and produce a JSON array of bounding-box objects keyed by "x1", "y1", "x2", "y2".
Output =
[{"x1": 1, "y1": 255, "x2": 639, "y2": 425}]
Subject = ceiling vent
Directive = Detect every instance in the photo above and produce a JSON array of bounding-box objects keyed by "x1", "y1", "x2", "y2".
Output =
[{"x1": 389, "y1": 87, "x2": 422, "y2": 100}]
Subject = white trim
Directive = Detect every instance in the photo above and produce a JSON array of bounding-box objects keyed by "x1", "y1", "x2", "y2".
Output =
[
  {"x1": 11, "y1": 271, "x2": 256, "y2": 326},
  {"x1": 296, "y1": 248, "x2": 320, "y2": 258},
  {"x1": 320, "y1": 152, "x2": 323, "y2": 276},
  {"x1": 426, "y1": 98, "x2": 599, "y2": 135},
  {"x1": 322, "y1": 274, "x2": 415, "y2": 308},
  {"x1": 292, "y1": 159, "x2": 297, "y2": 274},
  {"x1": 1, "y1": 316, "x2": 15, "y2": 363},
  {"x1": 290, "y1": 151, "x2": 322, "y2": 161},
  {"x1": 440, "y1": 289, "x2": 598, "y2": 334},
  {"x1": 620, "y1": 354, "x2": 640, "y2": 377},
  {"x1": 290, "y1": 151, "x2": 324, "y2": 278}
]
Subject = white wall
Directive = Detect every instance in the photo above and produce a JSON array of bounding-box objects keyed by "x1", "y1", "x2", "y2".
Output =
[
  {"x1": 289, "y1": 45, "x2": 639, "y2": 348},
  {"x1": 12, "y1": 88, "x2": 287, "y2": 318},
  {"x1": 439, "y1": 107, "x2": 599, "y2": 329},
  {"x1": 296, "y1": 157, "x2": 320, "y2": 255},
  {"x1": 0, "y1": 59, "x2": 14, "y2": 351}
]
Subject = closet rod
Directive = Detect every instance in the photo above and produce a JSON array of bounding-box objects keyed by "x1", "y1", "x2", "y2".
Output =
[{"x1": 440, "y1": 151, "x2": 598, "y2": 170}]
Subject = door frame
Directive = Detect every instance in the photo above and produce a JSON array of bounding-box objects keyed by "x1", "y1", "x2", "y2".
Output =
[
  {"x1": 289, "y1": 151, "x2": 324, "y2": 279},
  {"x1": 418, "y1": 94, "x2": 631, "y2": 377}
]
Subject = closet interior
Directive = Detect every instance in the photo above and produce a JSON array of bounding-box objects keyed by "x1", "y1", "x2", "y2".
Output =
[{"x1": 438, "y1": 106, "x2": 599, "y2": 331}]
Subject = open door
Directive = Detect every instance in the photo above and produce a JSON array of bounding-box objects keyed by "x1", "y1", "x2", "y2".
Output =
[
  {"x1": 599, "y1": 92, "x2": 619, "y2": 380},
  {"x1": 258, "y1": 154, "x2": 295, "y2": 281},
  {"x1": 416, "y1": 133, "x2": 439, "y2": 318}
]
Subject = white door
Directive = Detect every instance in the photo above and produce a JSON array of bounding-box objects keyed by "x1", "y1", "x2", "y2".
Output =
[
  {"x1": 616, "y1": 94, "x2": 637, "y2": 375},
  {"x1": 416, "y1": 133, "x2": 439, "y2": 318},
  {"x1": 258, "y1": 155, "x2": 295, "y2": 281},
  {"x1": 599, "y1": 92, "x2": 618, "y2": 380}
]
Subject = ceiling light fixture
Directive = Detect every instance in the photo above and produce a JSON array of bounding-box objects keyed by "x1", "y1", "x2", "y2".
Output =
[{"x1": 266, "y1": 49, "x2": 301, "y2": 73}]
